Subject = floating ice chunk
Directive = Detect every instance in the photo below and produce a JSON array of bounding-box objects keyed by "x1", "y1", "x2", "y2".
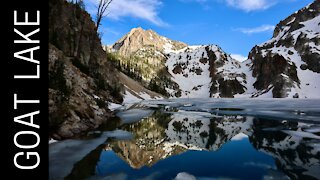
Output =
[
  {"x1": 303, "y1": 126, "x2": 320, "y2": 133},
  {"x1": 108, "y1": 102, "x2": 122, "y2": 111},
  {"x1": 104, "y1": 130, "x2": 133, "y2": 139},
  {"x1": 49, "y1": 138, "x2": 58, "y2": 144},
  {"x1": 175, "y1": 172, "x2": 196, "y2": 180},
  {"x1": 282, "y1": 130, "x2": 320, "y2": 140},
  {"x1": 117, "y1": 109, "x2": 154, "y2": 124}
]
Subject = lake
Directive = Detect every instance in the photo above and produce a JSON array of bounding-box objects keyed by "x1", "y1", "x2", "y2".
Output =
[{"x1": 49, "y1": 99, "x2": 320, "y2": 180}]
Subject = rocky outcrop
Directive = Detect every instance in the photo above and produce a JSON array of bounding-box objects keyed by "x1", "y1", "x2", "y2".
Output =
[
  {"x1": 248, "y1": 50, "x2": 299, "y2": 98},
  {"x1": 247, "y1": 0, "x2": 320, "y2": 98},
  {"x1": 49, "y1": 0, "x2": 123, "y2": 139}
]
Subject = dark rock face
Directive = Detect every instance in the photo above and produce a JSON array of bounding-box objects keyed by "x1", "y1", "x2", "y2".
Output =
[
  {"x1": 49, "y1": 0, "x2": 123, "y2": 139},
  {"x1": 172, "y1": 63, "x2": 185, "y2": 74},
  {"x1": 247, "y1": 0, "x2": 320, "y2": 98},
  {"x1": 300, "y1": 51, "x2": 320, "y2": 73},
  {"x1": 206, "y1": 46, "x2": 218, "y2": 78},
  {"x1": 249, "y1": 50, "x2": 299, "y2": 98},
  {"x1": 211, "y1": 79, "x2": 246, "y2": 98},
  {"x1": 206, "y1": 47, "x2": 246, "y2": 98}
]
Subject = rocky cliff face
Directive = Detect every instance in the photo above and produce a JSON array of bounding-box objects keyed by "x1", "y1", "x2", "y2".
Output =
[
  {"x1": 49, "y1": 0, "x2": 123, "y2": 139},
  {"x1": 247, "y1": 1, "x2": 320, "y2": 98}
]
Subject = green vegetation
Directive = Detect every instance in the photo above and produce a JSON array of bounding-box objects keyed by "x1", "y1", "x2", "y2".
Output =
[
  {"x1": 106, "y1": 49, "x2": 162, "y2": 82},
  {"x1": 107, "y1": 52, "x2": 146, "y2": 82},
  {"x1": 93, "y1": 72, "x2": 123, "y2": 102},
  {"x1": 148, "y1": 78, "x2": 168, "y2": 96},
  {"x1": 106, "y1": 50, "x2": 181, "y2": 97}
]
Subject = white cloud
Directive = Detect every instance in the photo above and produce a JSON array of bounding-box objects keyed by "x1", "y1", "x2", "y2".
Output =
[
  {"x1": 235, "y1": 24, "x2": 275, "y2": 34},
  {"x1": 231, "y1": 54, "x2": 247, "y2": 62},
  {"x1": 180, "y1": 0, "x2": 295, "y2": 12},
  {"x1": 86, "y1": 0, "x2": 167, "y2": 27},
  {"x1": 225, "y1": 0, "x2": 277, "y2": 12},
  {"x1": 180, "y1": 0, "x2": 290, "y2": 12}
]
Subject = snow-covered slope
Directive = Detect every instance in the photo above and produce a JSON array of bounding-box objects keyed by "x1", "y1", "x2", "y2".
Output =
[
  {"x1": 117, "y1": 71, "x2": 163, "y2": 104},
  {"x1": 166, "y1": 45, "x2": 246, "y2": 98},
  {"x1": 110, "y1": 1, "x2": 319, "y2": 99},
  {"x1": 246, "y1": 1, "x2": 320, "y2": 98},
  {"x1": 110, "y1": 28, "x2": 247, "y2": 98}
]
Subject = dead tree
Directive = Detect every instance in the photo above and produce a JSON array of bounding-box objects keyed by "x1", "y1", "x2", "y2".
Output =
[{"x1": 96, "y1": 0, "x2": 113, "y2": 31}]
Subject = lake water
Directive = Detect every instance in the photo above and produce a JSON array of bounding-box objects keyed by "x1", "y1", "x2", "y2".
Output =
[{"x1": 49, "y1": 99, "x2": 320, "y2": 180}]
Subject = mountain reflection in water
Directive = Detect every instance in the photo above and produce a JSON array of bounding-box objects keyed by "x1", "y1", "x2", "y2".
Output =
[{"x1": 49, "y1": 99, "x2": 320, "y2": 180}]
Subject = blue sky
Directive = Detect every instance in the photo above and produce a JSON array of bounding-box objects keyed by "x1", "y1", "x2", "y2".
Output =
[{"x1": 85, "y1": 0, "x2": 314, "y2": 60}]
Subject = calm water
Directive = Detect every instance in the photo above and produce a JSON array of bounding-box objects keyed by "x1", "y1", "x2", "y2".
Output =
[{"x1": 49, "y1": 99, "x2": 320, "y2": 180}]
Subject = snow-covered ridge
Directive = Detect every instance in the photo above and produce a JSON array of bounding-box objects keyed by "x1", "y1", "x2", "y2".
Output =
[
  {"x1": 246, "y1": 0, "x2": 320, "y2": 98},
  {"x1": 166, "y1": 44, "x2": 247, "y2": 98}
]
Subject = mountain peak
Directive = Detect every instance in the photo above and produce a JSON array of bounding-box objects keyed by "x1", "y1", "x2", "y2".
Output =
[
  {"x1": 130, "y1": 26, "x2": 144, "y2": 33},
  {"x1": 112, "y1": 27, "x2": 187, "y2": 56}
]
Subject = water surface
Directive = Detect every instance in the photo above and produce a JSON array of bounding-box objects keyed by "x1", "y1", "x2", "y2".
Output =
[{"x1": 49, "y1": 99, "x2": 320, "y2": 180}]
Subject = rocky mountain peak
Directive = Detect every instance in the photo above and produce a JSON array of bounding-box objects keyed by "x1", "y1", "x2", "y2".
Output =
[{"x1": 112, "y1": 27, "x2": 187, "y2": 56}]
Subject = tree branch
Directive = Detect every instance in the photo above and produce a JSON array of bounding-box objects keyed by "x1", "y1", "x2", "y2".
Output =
[{"x1": 96, "y1": 0, "x2": 113, "y2": 31}]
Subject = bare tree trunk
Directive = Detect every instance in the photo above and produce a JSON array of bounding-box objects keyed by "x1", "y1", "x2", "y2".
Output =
[{"x1": 96, "y1": 0, "x2": 113, "y2": 31}]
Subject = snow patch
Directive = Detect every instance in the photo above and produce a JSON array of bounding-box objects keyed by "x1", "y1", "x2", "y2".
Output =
[
  {"x1": 231, "y1": 54, "x2": 247, "y2": 62},
  {"x1": 231, "y1": 133, "x2": 248, "y2": 141}
]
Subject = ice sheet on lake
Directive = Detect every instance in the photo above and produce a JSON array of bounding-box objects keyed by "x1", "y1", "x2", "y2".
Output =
[
  {"x1": 117, "y1": 109, "x2": 154, "y2": 124},
  {"x1": 282, "y1": 130, "x2": 320, "y2": 140},
  {"x1": 49, "y1": 130, "x2": 132, "y2": 180},
  {"x1": 108, "y1": 102, "x2": 123, "y2": 111},
  {"x1": 175, "y1": 172, "x2": 196, "y2": 180},
  {"x1": 138, "y1": 98, "x2": 320, "y2": 122}
]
